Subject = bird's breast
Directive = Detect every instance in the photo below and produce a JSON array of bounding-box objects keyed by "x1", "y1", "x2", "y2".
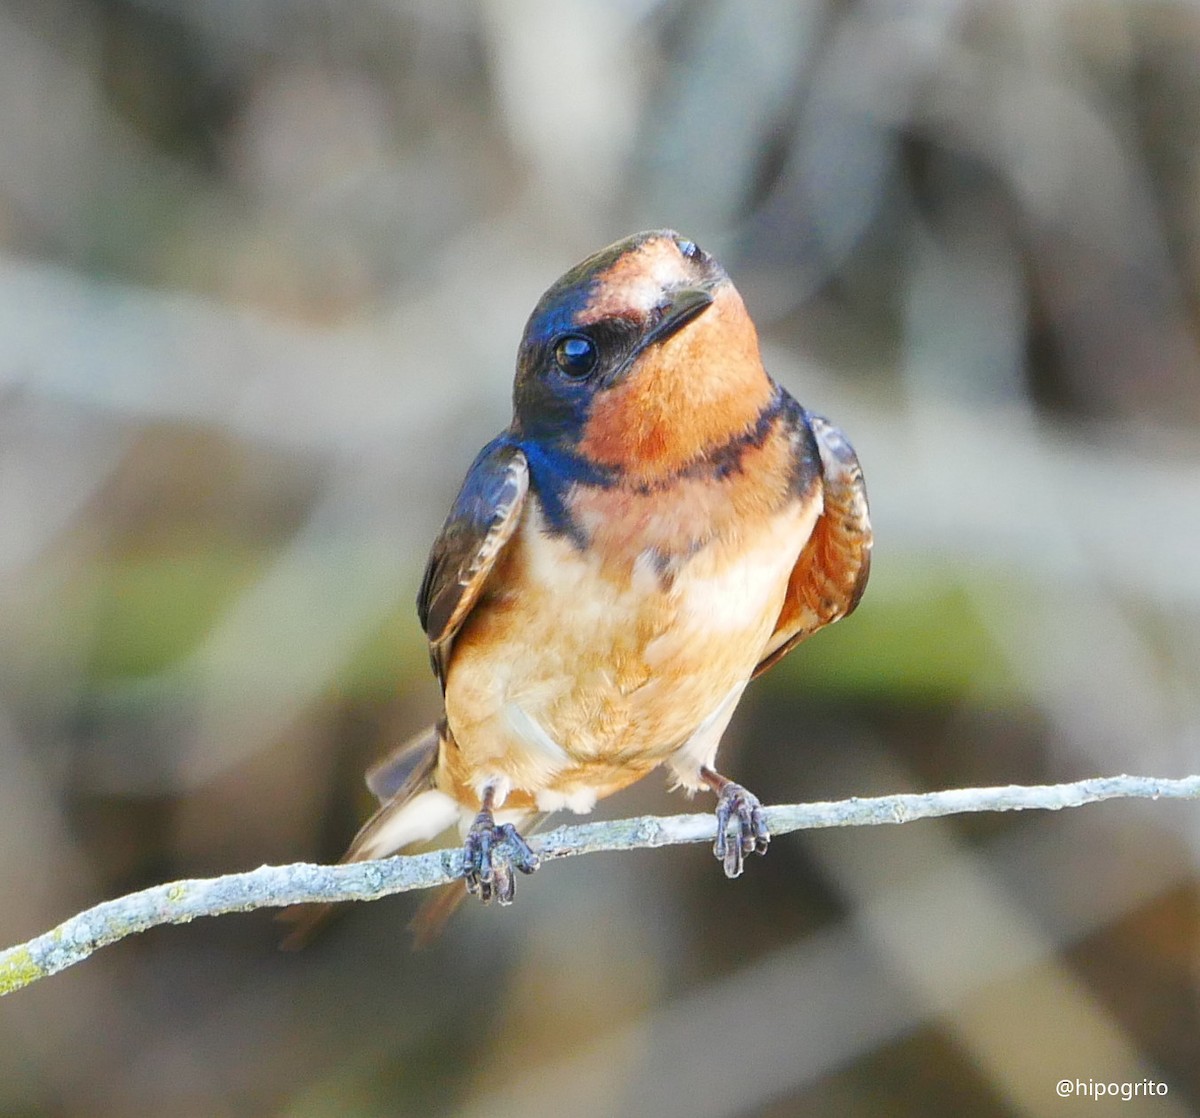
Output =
[{"x1": 442, "y1": 478, "x2": 821, "y2": 805}]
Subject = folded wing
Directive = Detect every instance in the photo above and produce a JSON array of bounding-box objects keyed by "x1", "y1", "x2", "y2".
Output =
[
  {"x1": 754, "y1": 414, "x2": 872, "y2": 679},
  {"x1": 417, "y1": 439, "x2": 530, "y2": 689}
]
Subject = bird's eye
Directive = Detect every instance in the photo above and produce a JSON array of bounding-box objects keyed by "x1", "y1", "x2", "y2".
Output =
[
  {"x1": 553, "y1": 334, "x2": 598, "y2": 378},
  {"x1": 677, "y1": 238, "x2": 701, "y2": 261}
]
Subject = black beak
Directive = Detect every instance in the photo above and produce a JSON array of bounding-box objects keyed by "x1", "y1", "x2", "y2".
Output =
[
  {"x1": 602, "y1": 284, "x2": 717, "y2": 386},
  {"x1": 637, "y1": 285, "x2": 715, "y2": 353}
]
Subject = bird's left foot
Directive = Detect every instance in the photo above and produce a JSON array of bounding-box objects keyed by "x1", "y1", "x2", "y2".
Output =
[
  {"x1": 702, "y1": 768, "x2": 770, "y2": 878},
  {"x1": 461, "y1": 808, "x2": 540, "y2": 905}
]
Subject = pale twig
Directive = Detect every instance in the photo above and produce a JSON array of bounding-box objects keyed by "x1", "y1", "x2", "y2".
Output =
[{"x1": 1, "y1": 774, "x2": 1197, "y2": 996}]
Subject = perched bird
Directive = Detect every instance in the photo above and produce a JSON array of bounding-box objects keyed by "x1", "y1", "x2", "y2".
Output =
[{"x1": 281, "y1": 230, "x2": 871, "y2": 946}]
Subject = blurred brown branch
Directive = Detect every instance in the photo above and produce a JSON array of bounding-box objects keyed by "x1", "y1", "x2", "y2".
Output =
[{"x1": 1, "y1": 773, "x2": 1197, "y2": 997}]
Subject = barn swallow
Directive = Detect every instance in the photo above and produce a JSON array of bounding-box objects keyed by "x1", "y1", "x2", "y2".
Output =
[{"x1": 281, "y1": 230, "x2": 871, "y2": 946}]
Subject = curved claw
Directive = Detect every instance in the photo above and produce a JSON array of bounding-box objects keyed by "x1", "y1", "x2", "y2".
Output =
[
  {"x1": 462, "y1": 814, "x2": 540, "y2": 906},
  {"x1": 712, "y1": 781, "x2": 770, "y2": 879}
]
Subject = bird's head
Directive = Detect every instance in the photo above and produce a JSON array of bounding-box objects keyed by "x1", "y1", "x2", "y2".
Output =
[{"x1": 512, "y1": 231, "x2": 773, "y2": 482}]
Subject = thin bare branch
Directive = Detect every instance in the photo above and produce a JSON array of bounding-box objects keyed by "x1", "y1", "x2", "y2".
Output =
[{"x1": 1, "y1": 773, "x2": 1197, "y2": 996}]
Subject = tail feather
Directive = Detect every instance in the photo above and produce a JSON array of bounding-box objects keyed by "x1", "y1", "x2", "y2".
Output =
[
  {"x1": 279, "y1": 722, "x2": 552, "y2": 950},
  {"x1": 278, "y1": 724, "x2": 454, "y2": 950},
  {"x1": 408, "y1": 881, "x2": 470, "y2": 949},
  {"x1": 366, "y1": 721, "x2": 443, "y2": 804}
]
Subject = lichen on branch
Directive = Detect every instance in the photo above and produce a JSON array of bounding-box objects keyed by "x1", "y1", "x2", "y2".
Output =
[{"x1": 2, "y1": 773, "x2": 1197, "y2": 996}]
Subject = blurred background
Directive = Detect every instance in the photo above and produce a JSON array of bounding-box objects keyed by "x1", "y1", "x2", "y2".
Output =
[{"x1": 0, "y1": 0, "x2": 1198, "y2": 1114}]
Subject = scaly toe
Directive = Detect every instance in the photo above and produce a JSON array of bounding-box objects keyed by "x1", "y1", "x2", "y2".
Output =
[
  {"x1": 712, "y1": 782, "x2": 771, "y2": 878},
  {"x1": 460, "y1": 814, "x2": 539, "y2": 906}
]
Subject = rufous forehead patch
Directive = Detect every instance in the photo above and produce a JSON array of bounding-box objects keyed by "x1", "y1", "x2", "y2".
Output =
[{"x1": 577, "y1": 236, "x2": 692, "y2": 325}]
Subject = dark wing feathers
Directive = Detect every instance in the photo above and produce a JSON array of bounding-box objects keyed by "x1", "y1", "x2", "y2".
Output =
[
  {"x1": 753, "y1": 413, "x2": 872, "y2": 679},
  {"x1": 364, "y1": 720, "x2": 443, "y2": 804},
  {"x1": 417, "y1": 438, "x2": 529, "y2": 688},
  {"x1": 283, "y1": 440, "x2": 529, "y2": 951}
]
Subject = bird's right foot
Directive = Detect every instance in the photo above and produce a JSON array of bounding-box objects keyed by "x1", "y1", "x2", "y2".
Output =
[{"x1": 461, "y1": 808, "x2": 540, "y2": 905}]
